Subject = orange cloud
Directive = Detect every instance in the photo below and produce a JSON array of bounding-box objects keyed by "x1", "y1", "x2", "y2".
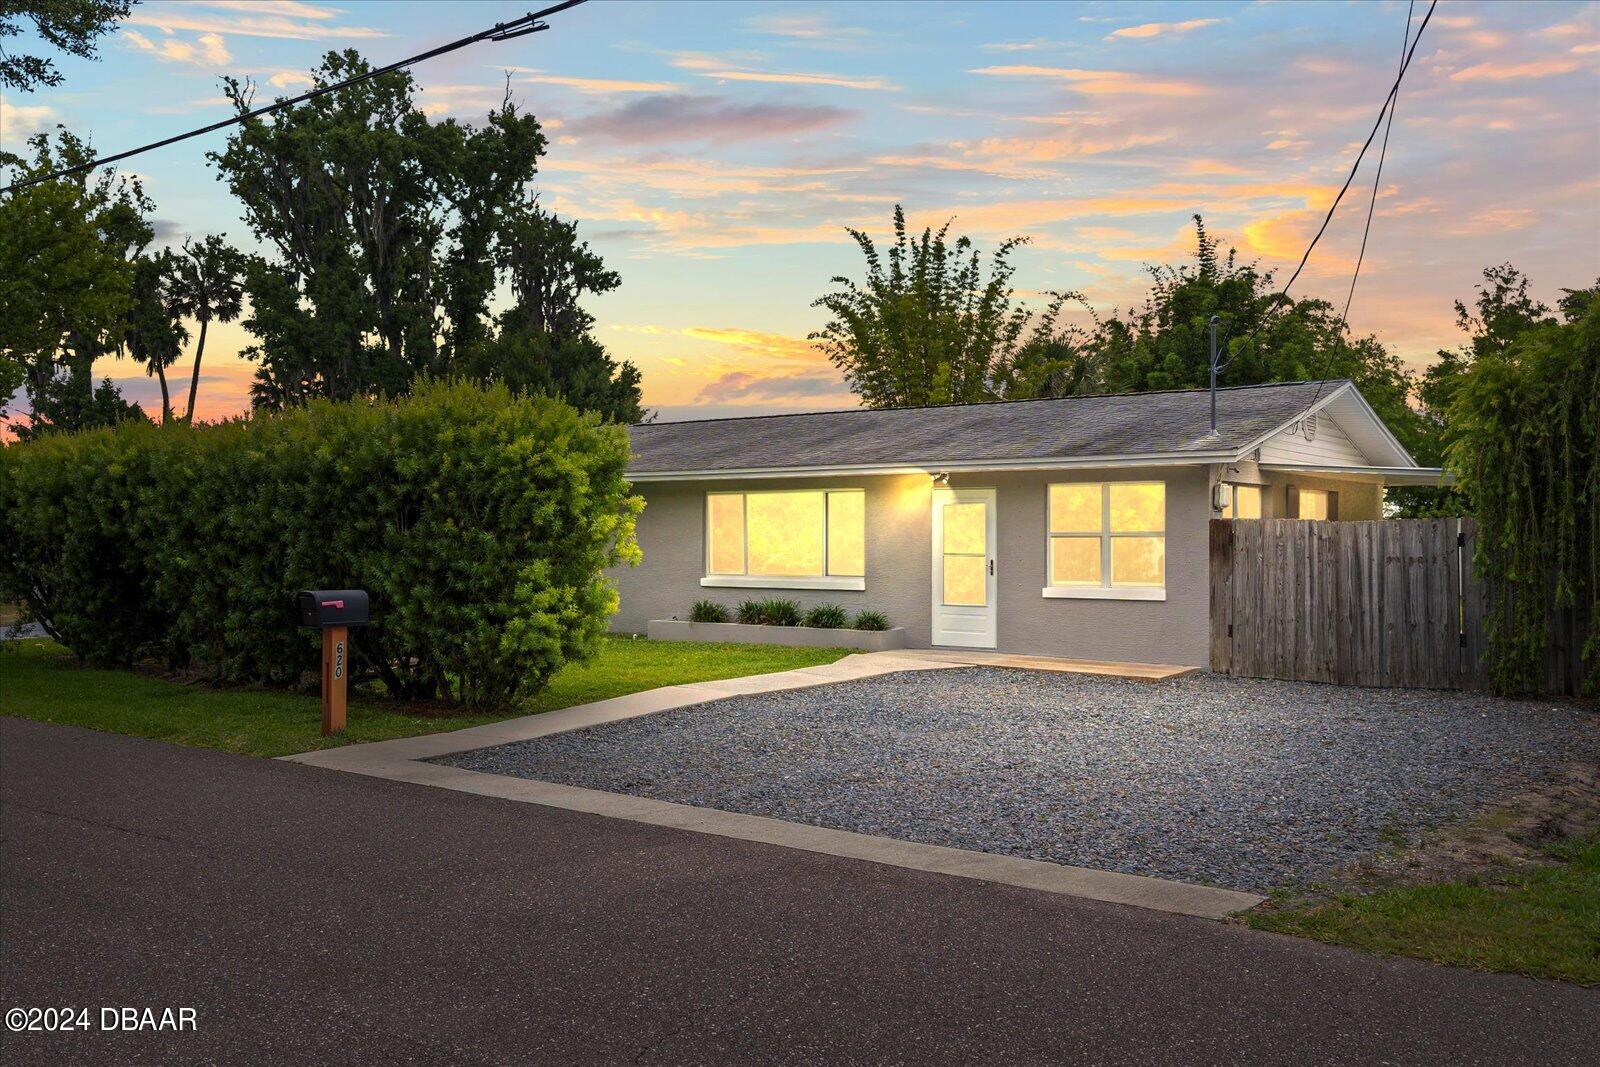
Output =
[
  {"x1": 1442, "y1": 208, "x2": 1538, "y2": 235},
  {"x1": 682, "y1": 327, "x2": 824, "y2": 363},
  {"x1": 1182, "y1": 158, "x2": 1256, "y2": 176},
  {"x1": 1107, "y1": 19, "x2": 1221, "y2": 41},
  {"x1": 968, "y1": 66, "x2": 1207, "y2": 97},
  {"x1": 609, "y1": 324, "x2": 826, "y2": 365},
  {"x1": 128, "y1": 1, "x2": 387, "y2": 40}
]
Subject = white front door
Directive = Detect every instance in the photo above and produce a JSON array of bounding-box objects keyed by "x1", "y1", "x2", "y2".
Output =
[{"x1": 931, "y1": 487, "x2": 997, "y2": 648}]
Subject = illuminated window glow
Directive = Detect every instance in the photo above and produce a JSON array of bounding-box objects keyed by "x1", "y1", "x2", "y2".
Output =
[
  {"x1": 941, "y1": 501, "x2": 988, "y2": 606},
  {"x1": 1221, "y1": 484, "x2": 1262, "y2": 519},
  {"x1": 707, "y1": 490, "x2": 865, "y2": 579},
  {"x1": 1297, "y1": 488, "x2": 1331, "y2": 520},
  {"x1": 1048, "y1": 482, "x2": 1165, "y2": 588}
]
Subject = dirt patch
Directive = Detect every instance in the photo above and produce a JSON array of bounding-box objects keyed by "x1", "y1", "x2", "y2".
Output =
[{"x1": 1249, "y1": 758, "x2": 1600, "y2": 915}]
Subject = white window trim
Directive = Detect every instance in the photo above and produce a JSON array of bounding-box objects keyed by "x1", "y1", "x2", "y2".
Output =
[
  {"x1": 700, "y1": 575, "x2": 865, "y2": 591},
  {"x1": 705, "y1": 488, "x2": 866, "y2": 589},
  {"x1": 1044, "y1": 481, "x2": 1166, "y2": 599},
  {"x1": 1041, "y1": 585, "x2": 1165, "y2": 601}
]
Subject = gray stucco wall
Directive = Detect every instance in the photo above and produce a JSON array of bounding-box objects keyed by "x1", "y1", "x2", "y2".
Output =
[
  {"x1": 608, "y1": 465, "x2": 1215, "y2": 667},
  {"x1": 954, "y1": 466, "x2": 1212, "y2": 666},
  {"x1": 1258, "y1": 470, "x2": 1384, "y2": 520},
  {"x1": 608, "y1": 474, "x2": 935, "y2": 643},
  {"x1": 1218, "y1": 458, "x2": 1384, "y2": 519}
]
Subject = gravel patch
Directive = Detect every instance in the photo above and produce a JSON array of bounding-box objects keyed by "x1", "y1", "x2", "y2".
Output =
[{"x1": 434, "y1": 668, "x2": 1600, "y2": 892}]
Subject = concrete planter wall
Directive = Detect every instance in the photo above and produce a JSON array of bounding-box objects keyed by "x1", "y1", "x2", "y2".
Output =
[{"x1": 647, "y1": 619, "x2": 907, "y2": 652}]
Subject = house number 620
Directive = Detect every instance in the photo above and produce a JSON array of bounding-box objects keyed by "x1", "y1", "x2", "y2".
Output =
[{"x1": 334, "y1": 641, "x2": 345, "y2": 680}]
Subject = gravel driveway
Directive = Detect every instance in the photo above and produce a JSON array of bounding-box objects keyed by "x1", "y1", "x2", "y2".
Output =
[{"x1": 435, "y1": 668, "x2": 1600, "y2": 892}]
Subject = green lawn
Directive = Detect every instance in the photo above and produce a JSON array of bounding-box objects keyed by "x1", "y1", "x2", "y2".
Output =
[
  {"x1": 0, "y1": 636, "x2": 849, "y2": 759},
  {"x1": 1248, "y1": 835, "x2": 1600, "y2": 987}
]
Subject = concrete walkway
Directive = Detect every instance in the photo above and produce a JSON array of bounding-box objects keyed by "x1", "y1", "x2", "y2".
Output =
[
  {"x1": 5, "y1": 717, "x2": 1597, "y2": 1064},
  {"x1": 0, "y1": 622, "x2": 46, "y2": 641},
  {"x1": 286, "y1": 650, "x2": 1255, "y2": 918}
]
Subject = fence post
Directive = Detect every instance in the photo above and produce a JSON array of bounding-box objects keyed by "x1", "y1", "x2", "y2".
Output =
[{"x1": 1209, "y1": 520, "x2": 1234, "y2": 674}]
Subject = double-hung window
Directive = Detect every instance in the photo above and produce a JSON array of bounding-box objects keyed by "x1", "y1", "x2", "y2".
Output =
[
  {"x1": 703, "y1": 489, "x2": 865, "y2": 590},
  {"x1": 1043, "y1": 482, "x2": 1165, "y2": 600}
]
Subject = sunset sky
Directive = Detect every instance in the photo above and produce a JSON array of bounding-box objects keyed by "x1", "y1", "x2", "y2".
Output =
[{"x1": 3, "y1": 0, "x2": 1597, "y2": 424}]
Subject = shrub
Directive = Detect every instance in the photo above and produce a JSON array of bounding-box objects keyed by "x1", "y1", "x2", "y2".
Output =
[
  {"x1": 759, "y1": 598, "x2": 802, "y2": 626},
  {"x1": 735, "y1": 600, "x2": 764, "y2": 625},
  {"x1": 802, "y1": 604, "x2": 848, "y2": 629},
  {"x1": 852, "y1": 610, "x2": 890, "y2": 631},
  {"x1": 0, "y1": 380, "x2": 641, "y2": 710},
  {"x1": 689, "y1": 600, "x2": 729, "y2": 623}
]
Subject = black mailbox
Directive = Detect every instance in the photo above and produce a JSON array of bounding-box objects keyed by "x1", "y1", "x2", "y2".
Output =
[{"x1": 298, "y1": 589, "x2": 369, "y2": 628}]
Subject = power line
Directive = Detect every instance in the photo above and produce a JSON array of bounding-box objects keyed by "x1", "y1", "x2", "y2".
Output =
[
  {"x1": 1311, "y1": 0, "x2": 1416, "y2": 411},
  {"x1": 0, "y1": 0, "x2": 589, "y2": 195},
  {"x1": 1236, "y1": 0, "x2": 1437, "y2": 365}
]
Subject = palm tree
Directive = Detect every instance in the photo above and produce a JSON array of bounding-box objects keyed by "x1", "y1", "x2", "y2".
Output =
[
  {"x1": 170, "y1": 235, "x2": 245, "y2": 423},
  {"x1": 122, "y1": 251, "x2": 187, "y2": 422}
]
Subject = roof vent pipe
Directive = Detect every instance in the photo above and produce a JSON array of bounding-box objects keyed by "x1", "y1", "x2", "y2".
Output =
[{"x1": 1207, "y1": 314, "x2": 1224, "y2": 436}]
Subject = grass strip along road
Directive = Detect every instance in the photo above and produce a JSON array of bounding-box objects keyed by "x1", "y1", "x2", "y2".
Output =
[{"x1": 0, "y1": 636, "x2": 847, "y2": 759}]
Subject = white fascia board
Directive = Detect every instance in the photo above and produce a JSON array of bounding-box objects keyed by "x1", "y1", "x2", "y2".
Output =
[
  {"x1": 1258, "y1": 463, "x2": 1452, "y2": 486},
  {"x1": 1328, "y1": 386, "x2": 1419, "y2": 468},
  {"x1": 627, "y1": 451, "x2": 1234, "y2": 483}
]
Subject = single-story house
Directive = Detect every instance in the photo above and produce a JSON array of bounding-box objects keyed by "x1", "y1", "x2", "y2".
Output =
[{"x1": 609, "y1": 380, "x2": 1446, "y2": 667}]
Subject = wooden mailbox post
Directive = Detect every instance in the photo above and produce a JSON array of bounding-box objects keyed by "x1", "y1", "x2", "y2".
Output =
[{"x1": 297, "y1": 589, "x2": 369, "y2": 736}]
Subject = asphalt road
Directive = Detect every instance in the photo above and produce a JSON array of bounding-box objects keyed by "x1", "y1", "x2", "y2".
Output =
[{"x1": 3, "y1": 717, "x2": 1596, "y2": 1065}]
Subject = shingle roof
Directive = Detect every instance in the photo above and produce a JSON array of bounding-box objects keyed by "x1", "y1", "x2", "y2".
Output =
[{"x1": 628, "y1": 380, "x2": 1349, "y2": 475}]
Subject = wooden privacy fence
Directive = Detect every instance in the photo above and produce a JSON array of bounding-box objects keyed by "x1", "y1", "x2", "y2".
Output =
[{"x1": 1210, "y1": 517, "x2": 1590, "y2": 694}]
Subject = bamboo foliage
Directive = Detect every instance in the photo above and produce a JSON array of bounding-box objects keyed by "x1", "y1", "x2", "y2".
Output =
[{"x1": 1446, "y1": 290, "x2": 1598, "y2": 696}]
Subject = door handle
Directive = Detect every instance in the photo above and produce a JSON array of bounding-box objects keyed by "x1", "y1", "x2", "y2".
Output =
[{"x1": 989, "y1": 559, "x2": 995, "y2": 576}]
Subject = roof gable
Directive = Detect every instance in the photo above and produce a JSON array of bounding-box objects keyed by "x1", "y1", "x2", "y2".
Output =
[{"x1": 1246, "y1": 383, "x2": 1417, "y2": 469}]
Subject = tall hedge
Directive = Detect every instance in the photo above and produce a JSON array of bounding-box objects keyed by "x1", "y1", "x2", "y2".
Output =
[
  {"x1": 0, "y1": 380, "x2": 641, "y2": 709},
  {"x1": 1447, "y1": 294, "x2": 1598, "y2": 696}
]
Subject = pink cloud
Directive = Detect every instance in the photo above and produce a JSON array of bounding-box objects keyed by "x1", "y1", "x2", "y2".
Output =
[
  {"x1": 968, "y1": 66, "x2": 1208, "y2": 96},
  {"x1": 1451, "y1": 58, "x2": 1581, "y2": 81},
  {"x1": 694, "y1": 370, "x2": 849, "y2": 404}
]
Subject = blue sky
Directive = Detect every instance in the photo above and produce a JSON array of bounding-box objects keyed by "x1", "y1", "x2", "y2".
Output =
[{"x1": 3, "y1": 0, "x2": 1597, "y2": 423}]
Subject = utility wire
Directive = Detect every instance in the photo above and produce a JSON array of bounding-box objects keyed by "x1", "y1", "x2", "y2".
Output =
[
  {"x1": 1309, "y1": 0, "x2": 1416, "y2": 412},
  {"x1": 1, "y1": 0, "x2": 588, "y2": 195},
  {"x1": 1237, "y1": 0, "x2": 1437, "y2": 371}
]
